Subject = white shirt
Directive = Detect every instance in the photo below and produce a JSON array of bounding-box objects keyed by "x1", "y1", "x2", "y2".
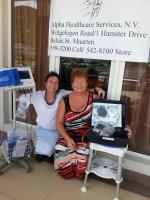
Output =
[{"x1": 20, "y1": 89, "x2": 70, "y2": 130}]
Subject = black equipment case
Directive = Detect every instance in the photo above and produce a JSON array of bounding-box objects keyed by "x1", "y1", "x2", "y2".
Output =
[{"x1": 88, "y1": 99, "x2": 129, "y2": 147}]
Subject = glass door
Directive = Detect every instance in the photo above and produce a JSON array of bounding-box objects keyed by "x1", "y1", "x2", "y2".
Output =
[
  {"x1": 12, "y1": 0, "x2": 37, "y2": 72},
  {"x1": 121, "y1": 62, "x2": 150, "y2": 155},
  {"x1": 12, "y1": 0, "x2": 37, "y2": 124},
  {"x1": 12, "y1": 0, "x2": 51, "y2": 124}
]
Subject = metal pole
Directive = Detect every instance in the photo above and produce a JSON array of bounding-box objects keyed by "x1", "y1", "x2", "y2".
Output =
[{"x1": 12, "y1": 90, "x2": 16, "y2": 131}]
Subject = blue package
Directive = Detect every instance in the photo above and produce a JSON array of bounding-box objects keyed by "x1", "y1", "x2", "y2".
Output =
[{"x1": 0, "y1": 68, "x2": 21, "y2": 87}]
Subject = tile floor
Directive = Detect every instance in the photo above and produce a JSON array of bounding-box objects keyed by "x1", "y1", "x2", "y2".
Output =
[{"x1": 0, "y1": 158, "x2": 149, "y2": 200}]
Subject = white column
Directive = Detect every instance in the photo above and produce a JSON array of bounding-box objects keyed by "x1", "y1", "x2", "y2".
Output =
[
  {"x1": 49, "y1": 56, "x2": 60, "y2": 73},
  {"x1": 107, "y1": 61, "x2": 125, "y2": 100}
]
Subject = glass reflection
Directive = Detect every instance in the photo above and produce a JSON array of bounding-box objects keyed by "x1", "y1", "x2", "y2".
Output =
[{"x1": 59, "y1": 57, "x2": 110, "y2": 92}]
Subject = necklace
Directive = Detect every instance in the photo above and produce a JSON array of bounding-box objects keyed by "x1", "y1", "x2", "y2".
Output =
[{"x1": 44, "y1": 92, "x2": 56, "y2": 105}]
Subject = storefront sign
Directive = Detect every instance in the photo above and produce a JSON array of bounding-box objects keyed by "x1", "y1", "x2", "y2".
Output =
[{"x1": 48, "y1": 0, "x2": 150, "y2": 62}]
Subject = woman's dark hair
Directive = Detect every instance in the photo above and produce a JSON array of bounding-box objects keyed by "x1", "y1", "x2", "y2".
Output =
[
  {"x1": 44, "y1": 71, "x2": 60, "y2": 82},
  {"x1": 44, "y1": 71, "x2": 60, "y2": 92}
]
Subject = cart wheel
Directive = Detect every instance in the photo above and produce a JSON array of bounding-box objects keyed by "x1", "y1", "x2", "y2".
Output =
[
  {"x1": 0, "y1": 161, "x2": 11, "y2": 175},
  {"x1": 113, "y1": 197, "x2": 119, "y2": 200},
  {"x1": 81, "y1": 186, "x2": 87, "y2": 192},
  {"x1": 16, "y1": 159, "x2": 32, "y2": 173},
  {"x1": 26, "y1": 166, "x2": 32, "y2": 173}
]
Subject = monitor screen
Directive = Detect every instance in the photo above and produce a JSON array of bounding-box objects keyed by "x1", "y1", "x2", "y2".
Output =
[
  {"x1": 92, "y1": 99, "x2": 127, "y2": 128},
  {"x1": 18, "y1": 70, "x2": 31, "y2": 80}
]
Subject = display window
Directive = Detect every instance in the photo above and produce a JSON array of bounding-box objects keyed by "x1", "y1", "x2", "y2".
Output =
[
  {"x1": 59, "y1": 57, "x2": 110, "y2": 92},
  {"x1": 121, "y1": 62, "x2": 150, "y2": 155}
]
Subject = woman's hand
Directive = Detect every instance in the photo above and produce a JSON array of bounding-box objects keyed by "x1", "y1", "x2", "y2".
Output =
[
  {"x1": 66, "y1": 137, "x2": 76, "y2": 151},
  {"x1": 95, "y1": 86, "x2": 105, "y2": 98},
  {"x1": 124, "y1": 125, "x2": 132, "y2": 139}
]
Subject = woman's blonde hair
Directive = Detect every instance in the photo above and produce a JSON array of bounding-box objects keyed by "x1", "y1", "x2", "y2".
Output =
[{"x1": 71, "y1": 68, "x2": 88, "y2": 83}]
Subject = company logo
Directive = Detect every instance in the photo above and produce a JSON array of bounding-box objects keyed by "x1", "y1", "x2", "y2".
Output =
[{"x1": 81, "y1": 0, "x2": 103, "y2": 19}]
